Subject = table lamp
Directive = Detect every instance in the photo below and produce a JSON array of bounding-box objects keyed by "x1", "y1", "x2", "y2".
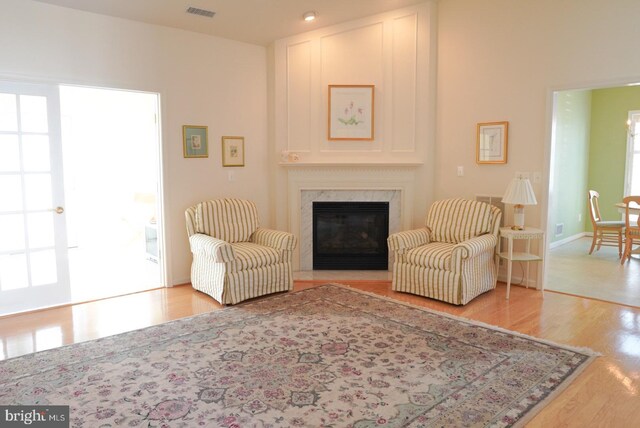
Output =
[{"x1": 502, "y1": 175, "x2": 537, "y2": 230}]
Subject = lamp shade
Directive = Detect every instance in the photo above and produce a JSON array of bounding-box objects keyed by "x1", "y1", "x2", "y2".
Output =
[{"x1": 502, "y1": 177, "x2": 537, "y2": 205}]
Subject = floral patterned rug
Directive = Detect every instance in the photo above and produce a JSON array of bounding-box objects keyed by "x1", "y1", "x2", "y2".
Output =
[{"x1": 0, "y1": 284, "x2": 596, "y2": 427}]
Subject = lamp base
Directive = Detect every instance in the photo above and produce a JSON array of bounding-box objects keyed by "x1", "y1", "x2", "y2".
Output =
[{"x1": 511, "y1": 204, "x2": 525, "y2": 230}]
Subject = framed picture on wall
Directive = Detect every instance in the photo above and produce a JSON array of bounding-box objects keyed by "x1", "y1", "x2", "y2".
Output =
[
  {"x1": 222, "y1": 136, "x2": 245, "y2": 167},
  {"x1": 476, "y1": 121, "x2": 508, "y2": 164},
  {"x1": 183, "y1": 125, "x2": 208, "y2": 158},
  {"x1": 328, "y1": 85, "x2": 375, "y2": 141}
]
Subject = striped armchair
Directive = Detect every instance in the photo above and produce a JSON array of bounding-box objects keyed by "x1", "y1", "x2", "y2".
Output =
[
  {"x1": 388, "y1": 199, "x2": 501, "y2": 305},
  {"x1": 185, "y1": 199, "x2": 297, "y2": 305}
]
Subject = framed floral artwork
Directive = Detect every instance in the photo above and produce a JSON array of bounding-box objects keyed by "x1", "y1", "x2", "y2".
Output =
[
  {"x1": 222, "y1": 136, "x2": 245, "y2": 167},
  {"x1": 183, "y1": 125, "x2": 208, "y2": 158},
  {"x1": 476, "y1": 121, "x2": 508, "y2": 164},
  {"x1": 328, "y1": 85, "x2": 375, "y2": 141}
]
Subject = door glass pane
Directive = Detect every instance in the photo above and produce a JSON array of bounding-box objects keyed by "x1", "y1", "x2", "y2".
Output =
[
  {"x1": 0, "y1": 135, "x2": 20, "y2": 172},
  {"x1": 20, "y1": 95, "x2": 48, "y2": 133},
  {"x1": 0, "y1": 176, "x2": 23, "y2": 212},
  {"x1": 0, "y1": 93, "x2": 17, "y2": 132},
  {"x1": 22, "y1": 135, "x2": 51, "y2": 172},
  {"x1": 0, "y1": 214, "x2": 25, "y2": 252},
  {"x1": 24, "y1": 173, "x2": 52, "y2": 211},
  {"x1": 0, "y1": 253, "x2": 28, "y2": 290},
  {"x1": 31, "y1": 250, "x2": 57, "y2": 286},
  {"x1": 27, "y1": 212, "x2": 54, "y2": 249}
]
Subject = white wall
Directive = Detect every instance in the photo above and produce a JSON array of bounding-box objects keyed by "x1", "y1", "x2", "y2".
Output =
[
  {"x1": 437, "y1": 0, "x2": 640, "y2": 229},
  {"x1": 271, "y1": 2, "x2": 437, "y2": 232},
  {"x1": 0, "y1": 0, "x2": 269, "y2": 285}
]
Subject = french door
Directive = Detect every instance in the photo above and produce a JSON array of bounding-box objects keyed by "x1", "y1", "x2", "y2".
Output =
[{"x1": 0, "y1": 82, "x2": 71, "y2": 315}]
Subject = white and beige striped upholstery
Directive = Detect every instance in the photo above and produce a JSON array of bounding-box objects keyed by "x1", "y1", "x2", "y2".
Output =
[
  {"x1": 185, "y1": 199, "x2": 297, "y2": 305},
  {"x1": 388, "y1": 198, "x2": 501, "y2": 305}
]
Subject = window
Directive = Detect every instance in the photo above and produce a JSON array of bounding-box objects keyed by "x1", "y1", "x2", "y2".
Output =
[{"x1": 624, "y1": 111, "x2": 640, "y2": 196}]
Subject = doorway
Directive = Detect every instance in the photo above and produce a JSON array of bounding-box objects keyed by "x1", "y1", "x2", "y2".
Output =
[
  {"x1": 59, "y1": 85, "x2": 163, "y2": 304},
  {"x1": 0, "y1": 82, "x2": 163, "y2": 316},
  {"x1": 545, "y1": 83, "x2": 640, "y2": 306}
]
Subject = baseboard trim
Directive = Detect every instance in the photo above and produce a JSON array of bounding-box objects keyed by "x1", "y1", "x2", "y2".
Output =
[
  {"x1": 549, "y1": 232, "x2": 588, "y2": 249},
  {"x1": 497, "y1": 272, "x2": 538, "y2": 289}
]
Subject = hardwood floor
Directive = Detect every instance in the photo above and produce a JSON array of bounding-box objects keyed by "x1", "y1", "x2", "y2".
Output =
[{"x1": 1, "y1": 280, "x2": 639, "y2": 427}]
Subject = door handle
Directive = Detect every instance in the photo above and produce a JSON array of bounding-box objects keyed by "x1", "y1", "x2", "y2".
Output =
[{"x1": 54, "y1": 206, "x2": 64, "y2": 214}]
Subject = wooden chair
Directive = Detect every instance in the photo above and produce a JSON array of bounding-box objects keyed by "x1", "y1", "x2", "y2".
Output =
[
  {"x1": 621, "y1": 195, "x2": 640, "y2": 264},
  {"x1": 587, "y1": 190, "x2": 624, "y2": 257}
]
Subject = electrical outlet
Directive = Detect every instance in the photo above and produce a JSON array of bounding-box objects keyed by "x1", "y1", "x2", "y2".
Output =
[{"x1": 578, "y1": 213, "x2": 582, "y2": 222}]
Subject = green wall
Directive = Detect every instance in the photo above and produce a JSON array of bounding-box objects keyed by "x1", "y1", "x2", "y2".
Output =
[
  {"x1": 550, "y1": 90, "x2": 591, "y2": 243},
  {"x1": 586, "y1": 86, "x2": 640, "y2": 230}
]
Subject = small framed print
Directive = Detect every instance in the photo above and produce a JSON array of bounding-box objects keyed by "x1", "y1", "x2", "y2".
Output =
[
  {"x1": 183, "y1": 125, "x2": 208, "y2": 158},
  {"x1": 477, "y1": 121, "x2": 508, "y2": 164},
  {"x1": 328, "y1": 85, "x2": 375, "y2": 140},
  {"x1": 222, "y1": 136, "x2": 245, "y2": 167}
]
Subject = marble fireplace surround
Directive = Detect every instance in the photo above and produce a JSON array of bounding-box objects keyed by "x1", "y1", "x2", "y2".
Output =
[{"x1": 284, "y1": 165, "x2": 418, "y2": 271}]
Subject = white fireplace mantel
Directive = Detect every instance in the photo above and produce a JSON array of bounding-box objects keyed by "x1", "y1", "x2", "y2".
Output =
[
  {"x1": 285, "y1": 164, "x2": 418, "y2": 271},
  {"x1": 279, "y1": 161, "x2": 423, "y2": 168}
]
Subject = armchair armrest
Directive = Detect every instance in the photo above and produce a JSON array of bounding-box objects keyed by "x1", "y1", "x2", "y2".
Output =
[
  {"x1": 451, "y1": 234, "x2": 497, "y2": 266},
  {"x1": 387, "y1": 228, "x2": 431, "y2": 255},
  {"x1": 189, "y1": 233, "x2": 235, "y2": 263},
  {"x1": 251, "y1": 228, "x2": 297, "y2": 251}
]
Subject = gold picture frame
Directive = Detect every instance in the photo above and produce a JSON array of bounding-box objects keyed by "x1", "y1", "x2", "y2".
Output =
[
  {"x1": 182, "y1": 125, "x2": 208, "y2": 158},
  {"x1": 328, "y1": 85, "x2": 375, "y2": 141},
  {"x1": 477, "y1": 121, "x2": 508, "y2": 164},
  {"x1": 222, "y1": 136, "x2": 245, "y2": 167}
]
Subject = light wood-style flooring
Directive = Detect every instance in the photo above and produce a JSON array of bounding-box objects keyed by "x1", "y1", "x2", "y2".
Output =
[
  {"x1": 547, "y1": 236, "x2": 640, "y2": 307},
  {"x1": 1, "y1": 280, "x2": 639, "y2": 427}
]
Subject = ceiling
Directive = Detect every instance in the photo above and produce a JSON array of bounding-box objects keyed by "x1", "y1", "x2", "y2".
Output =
[{"x1": 33, "y1": 0, "x2": 428, "y2": 46}]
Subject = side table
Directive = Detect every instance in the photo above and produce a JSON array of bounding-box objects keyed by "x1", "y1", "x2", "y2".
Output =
[{"x1": 497, "y1": 227, "x2": 545, "y2": 299}]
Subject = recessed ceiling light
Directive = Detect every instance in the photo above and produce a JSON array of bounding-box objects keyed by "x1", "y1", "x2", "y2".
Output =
[{"x1": 303, "y1": 11, "x2": 317, "y2": 22}]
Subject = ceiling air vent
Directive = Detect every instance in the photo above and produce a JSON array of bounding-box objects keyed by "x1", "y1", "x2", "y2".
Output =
[{"x1": 186, "y1": 7, "x2": 216, "y2": 18}]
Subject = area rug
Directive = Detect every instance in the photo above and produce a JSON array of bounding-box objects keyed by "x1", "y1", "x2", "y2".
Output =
[{"x1": 0, "y1": 284, "x2": 596, "y2": 427}]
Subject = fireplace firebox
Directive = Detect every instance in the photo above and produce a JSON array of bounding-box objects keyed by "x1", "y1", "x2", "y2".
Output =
[{"x1": 312, "y1": 202, "x2": 389, "y2": 270}]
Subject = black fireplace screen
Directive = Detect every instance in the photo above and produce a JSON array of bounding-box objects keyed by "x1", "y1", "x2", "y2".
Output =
[{"x1": 312, "y1": 201, "x2": 389, "y2": 270}]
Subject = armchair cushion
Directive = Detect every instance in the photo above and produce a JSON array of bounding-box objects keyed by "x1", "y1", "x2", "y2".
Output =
[
  {"x1": 426, "y1": 198, "x2": 493, "y2": 244},
  {"x1": 226, "y1": 242, "x2": 281, "y2": 272},
  {"x1": 196, "y1": 199, "x2": 259, "y2": 243},
  {"x1": 405, "y1": 242, "x2": 454, "y2": 270}
]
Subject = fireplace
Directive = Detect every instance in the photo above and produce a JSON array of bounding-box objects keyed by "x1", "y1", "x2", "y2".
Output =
[{"x1": 312, "y1": 201, "x2": 389, "y2": 270}]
